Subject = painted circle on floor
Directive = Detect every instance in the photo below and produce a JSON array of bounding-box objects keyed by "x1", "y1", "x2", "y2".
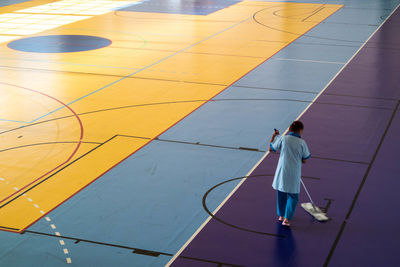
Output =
[{"x1": 8, "y1": 35, "x2": 112, "y2": 53}]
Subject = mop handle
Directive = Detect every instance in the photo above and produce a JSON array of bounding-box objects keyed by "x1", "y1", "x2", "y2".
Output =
[{"x1": 300, "y1": 178, "x2": 315, "y2": 205}]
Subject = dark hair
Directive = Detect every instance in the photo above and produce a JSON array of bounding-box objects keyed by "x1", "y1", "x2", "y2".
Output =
[{"x1": 289, "y1": 121, "x2": 304, "y2": 133}]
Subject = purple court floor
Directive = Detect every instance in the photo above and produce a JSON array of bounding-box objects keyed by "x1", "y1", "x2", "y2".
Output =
[{"x1": 169, "y1": 5, "x2": 400, "y2": 267}]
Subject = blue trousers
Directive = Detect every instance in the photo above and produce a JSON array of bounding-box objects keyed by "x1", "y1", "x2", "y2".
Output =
[{"x1": 277, "y1": 190, "x2": 299, "y2": 220}]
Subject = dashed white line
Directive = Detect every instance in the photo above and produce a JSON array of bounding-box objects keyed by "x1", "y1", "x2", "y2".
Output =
[{"x1": 2, "y1": 172, "x2": 73, "y2": 263}]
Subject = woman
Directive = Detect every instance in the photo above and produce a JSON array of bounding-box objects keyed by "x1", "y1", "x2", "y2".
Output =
[{"x1": 269, "y1": 121, "x2": 311, "y2": 226}]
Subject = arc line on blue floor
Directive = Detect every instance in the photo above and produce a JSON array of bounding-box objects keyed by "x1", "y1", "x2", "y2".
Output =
[{"x1": 165, "y1": 3, "x2": 400, "y2": 265}]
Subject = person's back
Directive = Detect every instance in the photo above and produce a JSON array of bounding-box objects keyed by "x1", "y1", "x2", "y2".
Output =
[{"x1": 273, "y1": 133, "x2": 309, "y2": 194}]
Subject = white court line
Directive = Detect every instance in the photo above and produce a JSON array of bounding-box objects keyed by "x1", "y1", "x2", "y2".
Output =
[
  {"x1": 272, "y1": 57, "x2": 346, "y2": 65},
  {"x1": 165, "y1": 3, "x2": 400, "y2": 266}
]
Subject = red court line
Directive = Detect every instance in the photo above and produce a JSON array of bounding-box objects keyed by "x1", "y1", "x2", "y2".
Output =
[{"x1": 0, "y1": 82, "x2": 84, "y2": 206}]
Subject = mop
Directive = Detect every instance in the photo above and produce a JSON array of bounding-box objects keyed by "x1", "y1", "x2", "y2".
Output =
[{"x1": 300, "y1": 179, "x2": 329, "y2": 222}]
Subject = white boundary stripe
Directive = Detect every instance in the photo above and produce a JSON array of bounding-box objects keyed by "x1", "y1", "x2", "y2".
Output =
[{"x1": 166, "y1": 3, "x2": 400, "y2": 266}]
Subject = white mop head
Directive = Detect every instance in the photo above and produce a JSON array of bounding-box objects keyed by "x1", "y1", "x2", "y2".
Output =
[{"x1": 301, "y1": 202, "x2": 329, "y2": 222}]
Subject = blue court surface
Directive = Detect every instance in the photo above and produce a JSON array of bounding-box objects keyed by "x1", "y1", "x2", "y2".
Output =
[{"x1": 0, "y1": 0, "x2": 400, "y2": 266}]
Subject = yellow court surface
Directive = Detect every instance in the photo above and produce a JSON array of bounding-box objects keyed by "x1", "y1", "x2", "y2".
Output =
[{"x1": 0, "y1": 0, "x2": 342, "y2": 232}]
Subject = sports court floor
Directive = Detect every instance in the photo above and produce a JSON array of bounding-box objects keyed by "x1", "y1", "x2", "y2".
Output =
[{"x1": 0, "y1": 0, "x2": 399, "y2": 266}]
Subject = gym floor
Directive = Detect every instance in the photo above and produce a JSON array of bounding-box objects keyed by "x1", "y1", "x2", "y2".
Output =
[{"x1": 0, "y1": 0, "x2": 399, "y2": 266}]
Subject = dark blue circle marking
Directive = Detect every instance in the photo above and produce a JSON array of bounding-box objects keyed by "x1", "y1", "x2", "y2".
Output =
[{"x1": 8, "y1": 35, "x2": 112, "y2": 53}]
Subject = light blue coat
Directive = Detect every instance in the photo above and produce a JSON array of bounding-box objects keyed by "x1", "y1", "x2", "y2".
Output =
[{"x1": 270, "y1": 132, "x2": 311, "y2": 194}]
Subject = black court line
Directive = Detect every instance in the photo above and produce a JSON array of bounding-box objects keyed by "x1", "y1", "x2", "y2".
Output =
[
  {"x1": 213, "y1": 98, "x2": 394, "y2": 110},
  {"x1": 321, "y1": 92, "x2": 398, "y2": 102},
  {"x1": 257, "y1": 39, "x2": 400, "y2": 52},
  {"x1": 99, "y1": 43, "x2": 269, "y2": 59},
  {"x1": 317, "y1": 21, "x2": 380, "y2": 27},
  {"x1": 201, "y1": 174, "x2": 325, "y2": 237},
  {"x1": 112, "y1": 11, "x2": 242, "y2": 24},
  {"x1": 0, "y1": 226, "x2": 20, "y2": 231},
  {"x1": 323, "y1": 221, "x2": 347, "y2": 267},
  {"x1": 166, "y1": 49, "x2": 267, "y2": 59},
  {"x1": 346, "y1": 100, "x2": 400, "y2": 219},
  {"x1": 232, "y1": 85, "x2": 399, "y2": 101},
  {"x1": 0, "y1": 125, "x2": 372, "y2": 167},
  {"x1": 113, "y1": 41, "x2": 269, "y2": 59},
  {"x1": 120, "y1": 134, "x2": 371, "y2": 165},
  {"x1": 138, "y1": 135, "x2": 371, "y2": 166},
  {"x1": 155, "y1": 137, "x2": 260, "y2": 152},
  {"x1": 235, "y1": 85, "x2": 321, "y2": 94},
  {"x1": 253, "y1": 7, "x2": 389, "y2": 45},
  {"x1": 0, "y1": 64, "x2": 228, "y2": 87},
  {"x1": 342, "y1": 7, "x2": 392, "y2": 11},
  {"x1": 38, "y1": 9, "x2": 394, "y2": 48},
  {"x1": 0, "y1": 64, "x2": 191, "y2": 80},
  {"x1": 272, "y1": 5, "x2": 324, "y2": 20},
  {"x1": 23, "y1": 230, "x2": 244, "y2": 267},
  {"x1": 0, "y1": 135, "x2": 118, "y2": 210},
  {"x1": 0, "y1": 141, "x2": 101, "y2": 153},
  {"x1": 307, "y1": 20, "x2": 379, "y2": 27},
  {"x1": 324, "y1": 101, "x2": 400, "y2": 267},
  {"x1": 255, "y1": 39, "x2": 361, "y2": 48},
  {"x1": 1, "y1": 97, "x2": 395, "y2": 136},
  {"x1": 0, "y1": 102, "x2": 393, "y2": 208},
  {"x1": 0, "y1": 63, "x2": 319, "y2": 96},
  {"x1": 1, "y1": 64, "x2": 399, "y2": 103},
  {"x1": 0, "y1": 96, "x2": 395, "y2": 139},
  {"x1": 302, "y1": 5, "x2": 326, "y2": 22},
  {"x1": 310, "y1": 156, "x2": 369, "y2": 165}
]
